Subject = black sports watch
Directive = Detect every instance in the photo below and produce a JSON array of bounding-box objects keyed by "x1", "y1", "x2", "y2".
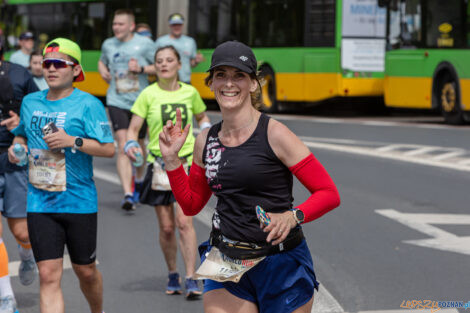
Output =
[
  {"x1": 72, "y1": 137, "x2": 83, "y2": 153},
  {"x1": 291, "y1": 208, "x2": 305, "y2": 224}
]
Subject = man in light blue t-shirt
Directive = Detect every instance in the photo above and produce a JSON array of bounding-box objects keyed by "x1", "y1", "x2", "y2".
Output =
[
  {"x1": 98, "y1": 9, "x2": 156, "y2": 211},
  {"x1": 155, "y1": 13, "x2": 203, "y2": 84},
  {"x1": 9, "y1": 31, "x2": 35, "y2": 68}
]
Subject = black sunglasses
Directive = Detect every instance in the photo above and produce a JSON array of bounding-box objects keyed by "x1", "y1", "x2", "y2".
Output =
[{"x1": 42, "y1": 58, "x2": 77, "y2": 69}]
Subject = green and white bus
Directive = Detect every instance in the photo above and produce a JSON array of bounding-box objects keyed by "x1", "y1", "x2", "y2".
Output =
[
  {"x1": 188, "y1": 0, "x2": 387, "y2": 112},
  {"x1": 384, "y1": 0, "x2": 470, "y2": 124}
]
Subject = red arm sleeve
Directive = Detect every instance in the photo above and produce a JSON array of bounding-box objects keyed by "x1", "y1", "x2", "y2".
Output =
[
  {"x1": 166, "y1": 163, "x2": 212, "y2": 216},
  {"x1": 289, "y1": 153, "x2": 341, "y2": 223}
]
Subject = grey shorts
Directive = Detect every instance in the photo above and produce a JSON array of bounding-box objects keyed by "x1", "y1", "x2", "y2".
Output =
[{"x1": 0, "y1": 169, "x2": 28, "y2": 218}]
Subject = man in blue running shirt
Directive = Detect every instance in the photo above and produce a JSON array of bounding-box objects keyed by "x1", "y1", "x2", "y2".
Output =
[{"x1": 9, "y1": 37, "x2": 114, "y2": 313}]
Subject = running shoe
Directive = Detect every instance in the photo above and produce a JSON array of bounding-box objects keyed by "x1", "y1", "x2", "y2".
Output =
[
  {"x1": 166, "y1": 272, "x2": 182, "y2": 295},
  {"x1": 0, "y1": 295, "x2": 18, "y2": 313},
  {"x1": 121, "y1": 195, "x2": 136, "y2": 211},
  {"x1": 133, "y1": 181, "x2": 143, "y2": 203},
  {"x1": 18, "y1": 257, "x2": 37, "y2": 286},
  {"x1": 185, "y1": 278, "x2": 202, "y2": 300}
]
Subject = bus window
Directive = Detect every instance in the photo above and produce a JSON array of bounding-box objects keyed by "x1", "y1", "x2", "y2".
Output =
[
  {"x1": 468, "y1": 1, "x2": 470, "y2": 47},
  {"x1": 190, "y1": 0, "x2": 306, "y2": 48},
  {"x1": 387, "y1": 0, "x2": 401, "y2": 49},
  {"x1": 400, "y1": 0, "x2": 421, "y2": 47},
  {"x1": 387, "y1": 0, "x2": 422, "y2": 48},
  {"x1": 0, "y1": 0, "x2": 156, "y2": 52},
  {"x1": 249, "y1": 0, "x2": 304, "y2": 47},
  {"x1": 426, "y1": 0, "x2": 464, "y2": 48}
]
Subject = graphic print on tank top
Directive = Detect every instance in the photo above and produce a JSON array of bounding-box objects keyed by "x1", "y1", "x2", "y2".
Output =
[
  {"x1": 203, "y1": 115, "x2": 294, "y2": 242},
  {"x1": 204, "y1": 135, "x2": 226, "y2": 230}
]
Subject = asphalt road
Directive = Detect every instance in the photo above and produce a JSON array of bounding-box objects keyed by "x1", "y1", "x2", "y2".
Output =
[{"x1": 4, "y1": 110, "x2": 469, "y2": 313}]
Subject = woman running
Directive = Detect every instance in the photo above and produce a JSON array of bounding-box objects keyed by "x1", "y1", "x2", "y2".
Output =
[
  {"x1": 125, "y1": 45, "x2": 210, "y2": 299},
  {"x1": 158, "y1": 41, "x2": 341, "y2": 313}
]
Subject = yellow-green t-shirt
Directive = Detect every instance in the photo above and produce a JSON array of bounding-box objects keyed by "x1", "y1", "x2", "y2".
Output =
[{"x1": 131, "y1": 82, "x2": 206, "y2": 164}]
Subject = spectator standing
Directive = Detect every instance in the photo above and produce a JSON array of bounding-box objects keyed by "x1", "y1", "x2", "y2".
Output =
[
  {"x1": 98, "y1": 9, "x2": 157, "y2": 211},
  {"x1": 155, "y1": 13, "x2": 203, "y2": 84},
  {"x1": 29, "y1": 50, "x2": 48, "y2": 90},
  {"x1": 136, "y1": 23, "x2": 153, "y2": 39},
  {"x1": 0, "y1": 38, "x2": 38, "y2": 313},
  {"x1": 9, "y1": 32, "x2": 35, "y2": 68}
]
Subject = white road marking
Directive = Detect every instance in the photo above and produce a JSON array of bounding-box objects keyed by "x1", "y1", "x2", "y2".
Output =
[
  {"x1": 431, "y1": 149, "x2": 466, "y2": 161},
  {"x1": 360, "y1": 121, "x2": 399, "y2": 127},
  {"x1": 375, "y1": 144, "x2": 417, "y2": 153},
  {"x1": 402, "y1": 147, "x2": 438, "y2": 156},
  {"x1": 302, "y1": 140, "x2": 470, "y2": 172},
  {"x1": 269, "y1": 113, "x2": 469, "y2": 130},
  {"x1": 376, "y1": 209, "x2": 470, "y2": 256},
  {"x1": 457, "y1": 159, "x2": 470, "y2": 165},
  {"x1": 415, "y1": 124, "x2": 454, "y2": 130},
  {"x1": 93, "y1": 169, "x2": 345, "y2": 313},
  {"x1": 207, "y1": 111, "x2": 469, "y2": 130}
]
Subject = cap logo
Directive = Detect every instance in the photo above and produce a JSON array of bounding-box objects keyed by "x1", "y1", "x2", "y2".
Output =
[
  {"x1": 239, "y1": 56, "x2": 248, "y2": 62},
  {"x1": 45, "y1": 46, "x2": 60, "y2": 53}
]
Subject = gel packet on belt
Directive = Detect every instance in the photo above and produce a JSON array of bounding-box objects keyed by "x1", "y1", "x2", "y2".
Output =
[{"x1": 256, "y1": 205, "x2": 271, "y2": 226}]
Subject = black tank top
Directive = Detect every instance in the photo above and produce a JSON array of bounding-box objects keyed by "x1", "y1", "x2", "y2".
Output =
[{"x1": 203, "y1": 113, "x2": 293, "y2": 244}]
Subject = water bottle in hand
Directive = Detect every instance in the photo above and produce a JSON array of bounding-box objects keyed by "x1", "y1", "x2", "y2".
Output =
[
  {"x1": 13, "y1": 143, "x2": 28, "y2": 166},
  {"x1": 133, "y1": 150, "x2": 143, "y2": 167}
]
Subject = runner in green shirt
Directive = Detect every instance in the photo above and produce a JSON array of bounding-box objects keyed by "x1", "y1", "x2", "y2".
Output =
[{"x1": 125, "y1": 45, "x2": 210, "y2": 299}]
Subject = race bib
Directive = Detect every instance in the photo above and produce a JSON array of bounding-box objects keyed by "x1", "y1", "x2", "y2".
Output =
[
  {"x1": 115, "y1": 69, "x2": 139, "y2": 93},
  {"x1": 194, "y1": 247, "x2": 265, "y2": 283},
  {"x1": 28, "y1": 149, "x2": 66, "y2": 192},
  {"x1": 151, "y1": 158, "x2": 188, "y2": 191}
]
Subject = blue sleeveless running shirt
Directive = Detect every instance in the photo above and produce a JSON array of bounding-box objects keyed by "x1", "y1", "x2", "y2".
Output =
[{"x1": 203, "y1": 114, "x2": 293, "y2": 244}]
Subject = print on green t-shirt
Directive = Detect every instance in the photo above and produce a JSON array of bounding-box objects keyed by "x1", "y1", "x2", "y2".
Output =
[{"x1": 162, "y1": 103, "x2": 188, "y2": 127}]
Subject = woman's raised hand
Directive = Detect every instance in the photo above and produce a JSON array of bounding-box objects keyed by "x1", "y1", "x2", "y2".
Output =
[{"x1": 159, "y1": 108, "x2": 191, "y2": 169}]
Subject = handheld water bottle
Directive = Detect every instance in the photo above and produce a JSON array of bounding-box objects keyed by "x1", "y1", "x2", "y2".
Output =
[
  {"x1": 125, "y1": 140, "x2": 143, "y2": 167},
  {"x1": 133, "y1": 150, "x2": 143, "y2": 167},
  {"x1": 13, "y1": 143, "x2": 28, "y2": 166}
]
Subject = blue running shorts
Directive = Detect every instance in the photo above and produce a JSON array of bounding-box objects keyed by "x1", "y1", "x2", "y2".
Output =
[
  {"x1": 199, "y1": 239, "x2": 319, "y2": 313},
  {"x1": 0, "y1": 169, "x2": 28, "y2": 218}
]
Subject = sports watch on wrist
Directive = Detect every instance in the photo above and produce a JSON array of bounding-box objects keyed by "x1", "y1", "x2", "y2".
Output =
[
  {"x1": 72, "y1": 137, "x2": 83, "y2": 153},
  {"x1": 290, "y1": 208, "x2": 305, "y2": 224}
]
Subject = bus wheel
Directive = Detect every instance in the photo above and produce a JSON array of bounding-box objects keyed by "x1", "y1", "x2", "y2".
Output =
[
  {"x1": 439, "y1": 74, "x2": 464, "y2": 125},
  {"x1": 259, "y1": 66, "x2": 278, "y2": 113}
]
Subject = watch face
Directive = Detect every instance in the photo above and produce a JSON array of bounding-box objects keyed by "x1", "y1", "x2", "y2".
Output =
[
  {"x1": 295, "y1": 209, "x2": 305, "y2": 222},
  {"x1": 75, "y1": 137, "x2": 83, "y2": 147}
]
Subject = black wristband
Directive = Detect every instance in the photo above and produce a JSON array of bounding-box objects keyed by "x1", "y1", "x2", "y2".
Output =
[{"x1": 140, "y1": 66, "x2": 144, "y2": 74}]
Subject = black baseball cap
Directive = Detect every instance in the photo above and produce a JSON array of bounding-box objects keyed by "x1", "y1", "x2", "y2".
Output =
[
  {"x1": 19, "y1": 31, "x2": 34, "y2": 40},
  {"x1": 208, "y1": 41, "x2": 257, "y2": 74}
]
